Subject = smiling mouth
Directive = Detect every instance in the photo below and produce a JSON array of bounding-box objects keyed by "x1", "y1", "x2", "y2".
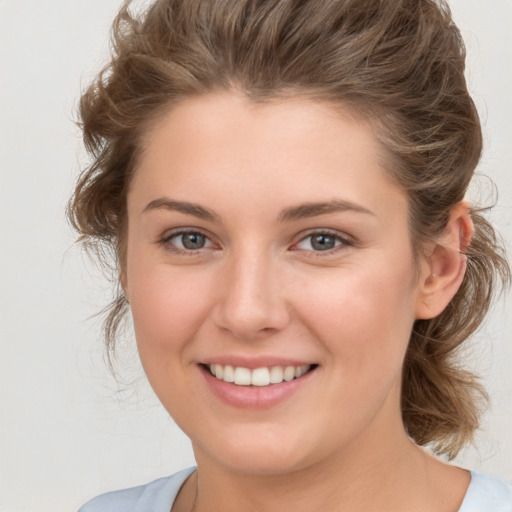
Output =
[{"x1": 205, "y1": 363, "x2": 317, "y2": 387}]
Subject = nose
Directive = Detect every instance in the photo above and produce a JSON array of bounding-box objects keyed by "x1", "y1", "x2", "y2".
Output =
[{"x1": 212, "y1": 249, "x2": 290, "y2": 341}]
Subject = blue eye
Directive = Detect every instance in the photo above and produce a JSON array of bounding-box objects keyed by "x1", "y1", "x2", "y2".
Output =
[
  {"x1": 164, "y1": 231, "x2": 214, "y2": 252},
  {"x1": 295, "y1": 232, "x2": 346, "y2": 252},
  {"x1": 179, "y1": 232, "x2": 206, "y2": 249}
]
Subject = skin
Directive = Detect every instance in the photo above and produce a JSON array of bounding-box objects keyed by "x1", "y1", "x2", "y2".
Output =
[{"x1": 124, "y1": 91, "x2": 472, "y2": 511}]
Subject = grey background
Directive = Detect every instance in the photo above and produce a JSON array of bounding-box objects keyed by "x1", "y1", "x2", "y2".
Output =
[{"x1": 1, "y1": 1, "x2": 511, "y2": 510}]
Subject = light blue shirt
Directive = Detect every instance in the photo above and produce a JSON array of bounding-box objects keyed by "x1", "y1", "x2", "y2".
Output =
[{"x1": 78, "y1": 467, "x2": 512, "y2": 511}]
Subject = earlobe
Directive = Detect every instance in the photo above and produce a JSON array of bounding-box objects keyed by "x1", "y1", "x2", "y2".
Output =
[{"x1": 415, "y1": 202, "x2": 473, "y2": 320}]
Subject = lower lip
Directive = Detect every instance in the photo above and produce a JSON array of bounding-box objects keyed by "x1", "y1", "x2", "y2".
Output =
[{"x1": 200, "y1": 366, "x2": 316, "y2": 409}]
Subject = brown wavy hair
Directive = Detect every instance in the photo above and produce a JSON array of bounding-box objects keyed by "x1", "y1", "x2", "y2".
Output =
[{"x1": 68, "y1": 0, "x2": 510, "y2": 458}]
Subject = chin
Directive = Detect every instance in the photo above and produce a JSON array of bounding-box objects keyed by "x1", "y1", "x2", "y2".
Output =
[
  {"x1": 213, "y1": 448, "x2": 310, "y2": 476},
  {"x1": 193, "y1": 423, "x2": 325, "y2": 476}
]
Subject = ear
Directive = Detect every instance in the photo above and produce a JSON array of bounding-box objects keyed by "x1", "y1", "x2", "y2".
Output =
[{"x1": 415, "y1": 202, "x2": 473, "y2": 320}]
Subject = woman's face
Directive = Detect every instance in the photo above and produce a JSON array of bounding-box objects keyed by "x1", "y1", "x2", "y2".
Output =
[{"x1": 125, "y1": 91, "x2": 430, "y2": 474}]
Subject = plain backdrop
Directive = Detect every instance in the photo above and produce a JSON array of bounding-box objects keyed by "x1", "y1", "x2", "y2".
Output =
[{"x1": 0, "y1": 1, "x2": 511, "y2": 510}]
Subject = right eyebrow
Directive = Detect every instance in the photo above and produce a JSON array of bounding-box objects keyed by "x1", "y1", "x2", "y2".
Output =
[
  {"x1": 277, "y1": 199, "x2": 375, "y2": 222},
  {"x1": 142, "y1": 198, "x2": 220, "y2": 222}
]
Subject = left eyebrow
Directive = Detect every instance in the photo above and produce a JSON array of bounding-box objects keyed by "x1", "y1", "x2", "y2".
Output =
[
  {"x1": 142, "y1": 198, "x2": 220, "y2": 222},
  {"x1": 277, "y1": 199, "x2": 375, "y2": 223}
]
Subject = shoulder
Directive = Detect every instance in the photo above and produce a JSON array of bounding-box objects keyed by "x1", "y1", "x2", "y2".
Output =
[
  {"x1": 459, "y1": 471, "x2": 512, "y2": 512},
  {"x1": 77, "y1": 467, "x2": 196, "y2": 512}
]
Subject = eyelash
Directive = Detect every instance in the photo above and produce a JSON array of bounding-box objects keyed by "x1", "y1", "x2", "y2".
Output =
[
  {"x1": 293, "y1": 229, "x2": 353, "y2": 255},
  {"x1": 158, "y1": 228, "x2": 353, "y2": 256},
  {"x1": 159, "y1": 229, "x2": 215, "y2": 256}
]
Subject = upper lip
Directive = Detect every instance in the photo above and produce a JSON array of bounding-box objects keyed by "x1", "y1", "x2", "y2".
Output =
[{"x1": 199, "y1": 356, "x2": 316, "y2": 369}]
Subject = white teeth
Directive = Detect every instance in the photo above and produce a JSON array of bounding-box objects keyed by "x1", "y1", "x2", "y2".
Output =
[
  {"x1": 208, "y1": 364, "x2": 312, "y2": 386},
  {"x1": 251, "y1": 367, "x2": 270, "y2": 386},
  {"x1": 223, "y1": 365, "x2": 234, "y2": 383},
  {"x1": 234, "y1": 367, "x2": 252, "y2": 385},
  {"x1": 269, "y1": 366, "x2": 284, "y2": 384},
  {"x1": 214, "y1": 364, "x2": 223, "y2": 379},
  {"x1": 295, "y1": 365, "x2": 309, "y2": 378},
  {"x1": 284, "y1": 366, "x2": 296, "y2": 381}
]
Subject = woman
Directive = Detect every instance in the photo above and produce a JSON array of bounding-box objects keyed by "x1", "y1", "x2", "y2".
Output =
[{"x1": 71, "y1": 0, "x2": 511, "y2": 510}]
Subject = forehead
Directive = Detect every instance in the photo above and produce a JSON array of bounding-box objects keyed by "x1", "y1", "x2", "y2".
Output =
[
  {"x1": 140, "y1": 91, "x2": 376, "y2": 161},
  {"x1": 130, "y1": 91, "x2": 406, "y2": 222}
]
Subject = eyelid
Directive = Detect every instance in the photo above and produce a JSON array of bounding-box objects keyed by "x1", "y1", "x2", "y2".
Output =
[
  {"x1": 159, "y1": 227, "x2": 218, "y2": 254},
  {"x1": 291, "y1": 229, "x2": 354, "y2": 253}
]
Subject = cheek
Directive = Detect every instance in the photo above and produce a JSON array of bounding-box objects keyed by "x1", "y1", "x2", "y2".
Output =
[
  {"x1": 127, "y1": 264, "x2": 218, "y2": 421},
  {"x1": 293, "y1": 263, "x2": 417, "y2": 372},
  {"x1": 127, "y1": 259, "x2": 215, "y2": 368}
]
